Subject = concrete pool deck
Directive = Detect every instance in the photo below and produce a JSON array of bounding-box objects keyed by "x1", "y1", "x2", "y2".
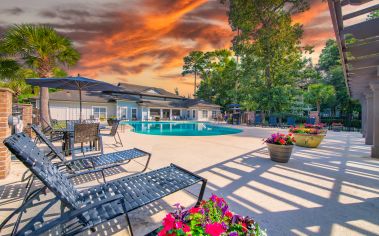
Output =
[{"x1": 1, "y1": 125, "x2": 378, "y2": 235}]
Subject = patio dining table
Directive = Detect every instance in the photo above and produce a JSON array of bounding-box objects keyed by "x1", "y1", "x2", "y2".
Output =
[{"x1": 54, "y1": 124, "x2": 108, "y2": 156}]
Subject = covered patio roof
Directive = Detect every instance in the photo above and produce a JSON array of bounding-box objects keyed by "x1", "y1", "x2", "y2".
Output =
[{"x1": 327, "y1": 0, "x2": 379, "y2": 99}]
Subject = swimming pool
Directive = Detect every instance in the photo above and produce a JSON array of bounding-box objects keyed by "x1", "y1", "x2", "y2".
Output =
[{"x1": 124, "y1": 121, "x2": 242, "y2": 136}]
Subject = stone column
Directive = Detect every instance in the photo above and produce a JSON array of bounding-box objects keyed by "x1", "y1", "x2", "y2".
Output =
[
  {"x1": 21, "y1": 104, "x2": 33, "y2": 137},
  {"x1": 370, "y1": 83, "x2": 379, "y2": 158},
  {"x1": 365, "y1": 91, "x2": 374, "y2": 145},
  {"x1": 0, "y1": 88, "x2": 13, "y2": 179},
  {"x1": 360, "y1": 97, "x2": 367, "y2": 138}
]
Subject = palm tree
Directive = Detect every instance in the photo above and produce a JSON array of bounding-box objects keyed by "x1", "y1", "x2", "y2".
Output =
[
  {"x1": 182, "y1": 51, "x2": 206, "y2": 97},
  {"x1": 0, "y1": 24, "x2": 80, "y2": 126}
]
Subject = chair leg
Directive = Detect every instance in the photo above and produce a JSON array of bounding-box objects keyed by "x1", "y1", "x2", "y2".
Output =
[
  {"x1": 117, "y1": 132, "x2": 123, "y2": 147},
  {"x1": 196, "y1": 179, "x2": 207, "y2": 206},
  {"x1": 141, "y1": 154, "x2": 151, "y2": 172}
]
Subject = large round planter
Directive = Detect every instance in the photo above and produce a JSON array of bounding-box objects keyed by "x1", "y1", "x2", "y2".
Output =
[
  {"x1": 293, "y1": 133, "x2": 325, "y2": 148},
  {"x1": 266, "y1": 143, "x2": 294, "y2": 163}
]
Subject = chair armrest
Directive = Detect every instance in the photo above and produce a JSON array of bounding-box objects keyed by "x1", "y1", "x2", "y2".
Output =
[{"x1": 28, "y1": 194, "x2": 125, "y2": 235}]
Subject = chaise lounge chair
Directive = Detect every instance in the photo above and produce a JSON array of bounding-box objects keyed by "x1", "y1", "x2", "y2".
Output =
[
  {"x1": 2, "y1": 133, "x2": 207, "y2": 236},
  {"x1": 31, "y1": 125, "x2": 151, "y2": 181}
]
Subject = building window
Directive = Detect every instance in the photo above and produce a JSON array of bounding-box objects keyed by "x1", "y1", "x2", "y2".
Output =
[
  {"x1": 92, "y1": 106, "x2": 107, "y2": 120},
  {"x1": 149, "y1": 108, "x2": 160, "y2": 118},
  {"x1": 131, "y1": 108, "x2": 137, "y2": 120},
  {"x1": 202, "y1": 110, "x2": 208, "y2": 118},
  {"x1": 192, "y1": 110, "x2": 196, "y2": 119},
  {"x1": 212, "y1": 110, "x2": 217, "y2": 118}
]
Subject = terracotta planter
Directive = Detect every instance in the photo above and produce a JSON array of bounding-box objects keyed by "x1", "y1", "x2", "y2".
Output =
[
  {"x1": 266, "y1": 143, "x2": 294, "y2": 163},
  {"x1": 293, "y1": 133, "x2": 325, "y2": 148}
]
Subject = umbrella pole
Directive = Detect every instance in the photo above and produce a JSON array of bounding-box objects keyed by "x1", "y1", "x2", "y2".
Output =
[{"x1": 79, "y1": 88, "x2": 82, "y2": 122}]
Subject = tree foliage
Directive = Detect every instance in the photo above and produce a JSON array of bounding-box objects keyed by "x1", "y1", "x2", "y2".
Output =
[
  {"x1": 304, "y1": 83, "x2": 335, "y2": 114},
  {"x1": 223, "y1": 0, "x2": 310, "y2": 116},
  {"x1": 0, "y1": 24, "x2": 80, "y2": 125}
]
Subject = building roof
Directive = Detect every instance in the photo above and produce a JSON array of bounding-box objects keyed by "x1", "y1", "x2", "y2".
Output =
[
  {"x1": 181, "y1": 99, "x2": 221, "y2": 108},
  {"x1": 117, "y1": 83, "x2": 184, "y2": 99},
  {"x1": 34, "y1": 90, "x2": 115, "y2": 103},
  {"x1": 328, "y1": 0, "x2": 379, "y2": 99},
  {"x1": 32, "y1": 84, "x2": 221, "y2": 109}
]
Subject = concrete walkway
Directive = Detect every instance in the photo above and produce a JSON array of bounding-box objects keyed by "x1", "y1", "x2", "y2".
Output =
[{"x1": 0, "y1": 126, "x2": 378, "y2": 235}]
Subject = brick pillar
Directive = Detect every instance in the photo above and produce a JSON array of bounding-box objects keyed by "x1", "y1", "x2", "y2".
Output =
[
  {"x1": 0, "y1": 88, "x2": 14, "y2": 179},
  {"x1": 21, "y1": 104, "x2": 33, "y2": 137}
]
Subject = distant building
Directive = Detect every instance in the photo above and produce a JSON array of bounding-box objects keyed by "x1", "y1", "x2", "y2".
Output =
[{"x1": 31, "y1": 83, "x2": 221, "y2": 122}]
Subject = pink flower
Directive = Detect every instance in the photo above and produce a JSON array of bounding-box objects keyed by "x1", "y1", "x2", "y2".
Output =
[
  {"x1": 189, "y1": 207, "x2": 201, "y2": 214},
  {"x1": 162, "y1": 213, "x2": 175, "y2": 231},
  {"x1": 205, "y1": 223, "x2": 225, "y2": 236},
  {"x1": 183, "y1": 224, "x2": 191, "y2": 232}
]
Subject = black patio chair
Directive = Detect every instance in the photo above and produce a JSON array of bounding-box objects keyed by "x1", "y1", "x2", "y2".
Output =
[
  {"x1": 268, "y1": 116, "x2": 278, "y2": 127},
  {"x1": 2, "y1": 133, "x2": 207, "y2": 236},
  {"x1": 254, "y1": 115, "x2": 262, "y2": 126},
  {"x1": 31, "y1": 124, "x2": 151, "y2": 181},
  {"x1": 38, "y1": 117, "x2": 64, "y2": 143},
  {"x1": 100, "y1": 120, "x2": 123, "y2": 147},
  {"x1": 306, "y1": 117, "x2": 316, "y2": 125},
  {"x1": 282, "y1": 117, "x2": 296, "y2": 128},
  {"x1": 71, "y1": 123, "x2": 102, "y2": 159}
]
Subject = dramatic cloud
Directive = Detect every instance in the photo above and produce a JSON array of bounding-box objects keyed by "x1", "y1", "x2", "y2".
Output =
[{"x1": 0, "y1": 0, "x2": 334, "y2": 95}]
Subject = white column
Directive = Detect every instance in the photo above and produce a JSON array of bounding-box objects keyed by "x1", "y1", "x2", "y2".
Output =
[
  {"x1": 370, "y1": 83, "x2": 379, "y2": 158},
  {"x1": 169, "y1": 109, "x2": 172, "y2": 120},
  {"x1": 160, "y1": 109, "x2": 163, "y2": 119},
  {"x1": 360, "y1": 96, "x2": 367, "y2": 138},
  {"x1": 365, "y1": 91, "x2": 374, "y2": 145}
]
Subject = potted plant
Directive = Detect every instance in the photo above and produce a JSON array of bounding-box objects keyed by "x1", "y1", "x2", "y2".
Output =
[
  {"x1": 289, "y1": 124, "x2": 327, "y2": 148},
  {"x1": 264, "y1": 133, "x2": 296, "y2": 163},
  {"x1": 154, "y1": 194, "x2": 266, "y2": 236}
]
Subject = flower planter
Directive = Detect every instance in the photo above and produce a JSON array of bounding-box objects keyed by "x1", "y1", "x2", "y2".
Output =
[
  {"x1": 293, "y1": 133, "x2": 325, "y2": 148},
  {"x1": 266, "y1": 143, "x2": 294, "y2": 163}
]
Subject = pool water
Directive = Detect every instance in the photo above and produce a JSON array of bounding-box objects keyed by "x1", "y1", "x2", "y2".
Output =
[{"x1": 124, "y1": 121, "x2": 242, "y2": 136}]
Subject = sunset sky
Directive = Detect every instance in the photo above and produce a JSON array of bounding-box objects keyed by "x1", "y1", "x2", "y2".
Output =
[{"x1": 0, "y1": 0, "x2": 337, "y2": 96}]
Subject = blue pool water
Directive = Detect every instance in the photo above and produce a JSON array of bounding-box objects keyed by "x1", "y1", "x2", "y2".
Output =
[{"x1": 124, "y1": 121, "x2": 242, "y2": 136}]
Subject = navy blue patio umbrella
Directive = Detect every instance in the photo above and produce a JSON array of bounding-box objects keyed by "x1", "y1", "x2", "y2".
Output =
[{"x1": 26, "y1": 76, "x2": 122, "y2": 122}]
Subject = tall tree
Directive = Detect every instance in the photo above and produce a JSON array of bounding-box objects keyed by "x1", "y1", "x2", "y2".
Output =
[
  {"x1": 304, "y1": 83, "x2": 335, "y2": 116},
  {"x1": 0, "y1": 24, "x2": 80, "y2": 126},
  {"x1": 223, "y1": 0, "x2": 310, "y2": 118},
  {"x1": 317, "y1": 39, "x2": 360, "y2": 116},
  {"x1": 182, "y1": 51, "x2": 207, "y2": 97}
]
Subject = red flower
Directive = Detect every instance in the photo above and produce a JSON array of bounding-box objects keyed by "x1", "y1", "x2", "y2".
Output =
[
  {"x1": 205, "y1": 223, "x2": 225, "y2": 236},
  {"x1": 279, "y1": 139, "x2": 286, "y2": 145},
  {"x1": 189, "y1": 207, "x2": 200, "y2": 214},
  {"x1": 225, "y1": 211, "x2": 233, "y2": 218},
  {"x1": 241, "y1": 222, "x2": 248, "y2": 232}
]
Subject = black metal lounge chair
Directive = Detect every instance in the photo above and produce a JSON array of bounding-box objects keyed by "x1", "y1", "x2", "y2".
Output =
[
  {"x1": 100, "y1": 120, "x2": 123, "y2": 147},
  {"x1": 268, "y1": 116, "x2": 278, "y2": 127},
  {"x1": 31, "y1": 124, "x2": 151, "y2": 180},
  {"x1": 2, "y1": 133, "x2": 207, "y2": 236}
]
